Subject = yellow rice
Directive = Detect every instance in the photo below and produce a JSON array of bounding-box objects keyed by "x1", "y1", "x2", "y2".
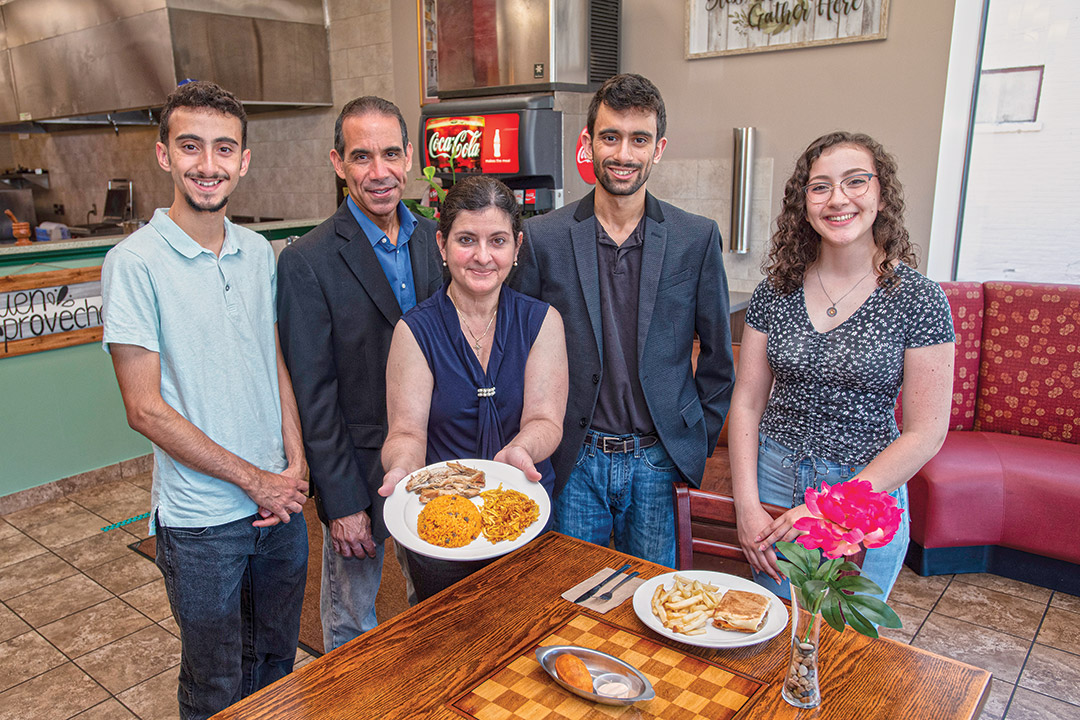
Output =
[{"x1": 417, "y1": 494, "x2": 481, "y2": 548}]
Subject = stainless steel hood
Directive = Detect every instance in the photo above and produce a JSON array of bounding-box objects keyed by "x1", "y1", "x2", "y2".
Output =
[{"x1": 0, "y1": 0, "x2": 331, "y2": 132}]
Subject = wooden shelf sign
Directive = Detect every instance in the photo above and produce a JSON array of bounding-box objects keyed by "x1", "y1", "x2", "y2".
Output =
[
  {"x1": 687, "y1": 0, "x2": 889, "y2": 59},
  {"x1": 0, "y1": 266, "x2": 103, "y2": 359}
]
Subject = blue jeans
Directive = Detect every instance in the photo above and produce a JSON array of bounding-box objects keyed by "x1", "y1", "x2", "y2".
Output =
[
  {"x1": 751, "y1": 434, "x2": 910, "y2": 602},
  {"x1": 320, "y1": 523, "x2": 382, "y2": 651},
  {"x1": 554, "y1": 433, "x2": 679, "y2": 567},
  {"x1": 155, "y1": 511, "x2": 307, "y2": 720}
]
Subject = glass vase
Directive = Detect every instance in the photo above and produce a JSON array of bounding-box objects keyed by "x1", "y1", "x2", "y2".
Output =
[{"x1": 782, "y1": 588, "x2": 822, "y2": 709}]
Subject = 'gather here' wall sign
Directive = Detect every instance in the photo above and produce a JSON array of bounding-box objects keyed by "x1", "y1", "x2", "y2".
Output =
[{"x1": 687, "y1": 0, "x2": 890, "y2": 59}]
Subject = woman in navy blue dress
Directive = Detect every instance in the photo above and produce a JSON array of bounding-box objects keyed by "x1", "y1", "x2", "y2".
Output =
[{"x1": 379, "y1": 176, "x2": 568, "y2": 601}]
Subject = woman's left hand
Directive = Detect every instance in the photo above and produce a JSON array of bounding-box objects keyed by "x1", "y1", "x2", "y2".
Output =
[
  {"x1": 755, "y1": 503, "x2": 813, "y2": 551},
  {"x1": 494, "y1": 445, "x2": 541, "y2": 482}
]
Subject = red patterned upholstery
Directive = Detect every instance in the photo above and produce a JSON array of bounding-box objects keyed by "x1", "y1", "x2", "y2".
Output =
[
  {"x1": 940, "y1": 282, "x2": 984, "y2": 431},
  {"x1": 908, "y1": 281, "x2": 1080, "y2": 578},
  {"x1": 975, "y1": 282, "x2": 1080, "y2": 443}
]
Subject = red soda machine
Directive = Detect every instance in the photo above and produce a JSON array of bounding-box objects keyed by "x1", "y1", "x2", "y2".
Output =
[{"x1": 419, "y1": 95, "x2": 564, "y2": 216}]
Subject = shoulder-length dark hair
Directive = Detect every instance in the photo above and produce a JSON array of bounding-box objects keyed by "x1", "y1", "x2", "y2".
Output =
[{"x1": 764, "y1": 131, "x2": 914, "y2": 294}]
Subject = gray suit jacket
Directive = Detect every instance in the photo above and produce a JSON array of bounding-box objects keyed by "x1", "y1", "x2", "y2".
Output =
[
  {"x1": 276, "y1": 199, "x2": 444, "y2": 540},
  {"x1": 514, "y1": 191, "x2": 734, "y2": 495}
]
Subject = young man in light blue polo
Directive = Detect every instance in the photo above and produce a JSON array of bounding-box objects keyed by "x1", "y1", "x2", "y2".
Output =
[{"x1": 101, "y1": 81, "x2": 309, "y2": 720}]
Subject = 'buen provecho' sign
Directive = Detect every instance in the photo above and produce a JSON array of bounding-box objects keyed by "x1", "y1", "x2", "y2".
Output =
[
  {"x1": 687, "y1": 0, "x2": 889, "y2": 58},
  {"x1": 0, "y1": 266, "x2": 103, "y2": 359}
]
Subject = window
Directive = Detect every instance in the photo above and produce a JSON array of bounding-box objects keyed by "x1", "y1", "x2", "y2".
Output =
[
  {"x1": 930, "y1": 0, "x2": 1079, "y2": 284},
  {"x1": 975, "y1": 66, "x2": 1044, "y2": 124}
]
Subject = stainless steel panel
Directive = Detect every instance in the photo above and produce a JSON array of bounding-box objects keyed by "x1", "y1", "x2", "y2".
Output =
[
  {"x1": 166, "y1": 0, "x2": 324, "y2": 25},
  {"x1": 731, "y1": 127, "x2": 754, "y2": 255},
  {"x1": 436, "y1": 0, "x2": 547, "y2": 93},
  {"x1": 494, "y1": 0, "x2": 550, "y2": 87},
  {"x1": 2, "y1": 0, "x2": 165, "y2": 47},
  {"x1": 10, "y1": 10, "x2": 176, "y2": 120},
  {"x1": 0, "y1": 51, "x2": 15, "y2": 123},
  {"x1": 552, "y1": 0, "x2": 586, "y2": 84},
  {"x1": 437, "y1": 0, "x2": 591, "y2": 95},
  {"x1": 169, "y1": 9, "x2": 330, "y2": 104}
]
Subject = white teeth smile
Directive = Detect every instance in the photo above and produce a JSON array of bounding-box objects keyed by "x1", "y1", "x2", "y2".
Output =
[
  {"x1": 193, "y1": 179, "x2": 221, "y2": 188},
  {"x1": 828, "y1": 213, "x2": 855, "y2": 221}
]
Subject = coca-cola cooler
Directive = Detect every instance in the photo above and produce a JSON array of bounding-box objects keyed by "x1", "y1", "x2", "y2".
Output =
[{"x1": 419, "y1": 94, "x2": 563, "y2": 214}]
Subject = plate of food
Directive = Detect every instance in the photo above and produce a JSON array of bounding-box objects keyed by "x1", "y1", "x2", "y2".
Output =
[
  {"x1": 384, "y1": 458, "x2": 550, "y2": 561},
  {"x1": 632, "y1": 571, "x2": 787, "y2": 649}
]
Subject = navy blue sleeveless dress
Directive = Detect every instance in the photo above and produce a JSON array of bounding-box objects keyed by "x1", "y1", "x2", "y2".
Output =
[{"x1": 401, "y1": 283, "x2": 554, "y2": 600}]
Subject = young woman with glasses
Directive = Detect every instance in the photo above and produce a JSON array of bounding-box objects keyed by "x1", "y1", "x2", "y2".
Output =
[{"x1": 728, "y1": 131, "x2": 956, "y2": 601}]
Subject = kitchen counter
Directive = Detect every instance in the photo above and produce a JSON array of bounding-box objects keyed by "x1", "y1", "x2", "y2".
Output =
[{"x1": 0, "y1": 218, "x2": 324, "y2": 266}]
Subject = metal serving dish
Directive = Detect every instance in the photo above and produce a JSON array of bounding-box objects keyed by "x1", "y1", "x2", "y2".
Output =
[{"x1": 535, "y1": 645, "x2": 655, "y2": 706}]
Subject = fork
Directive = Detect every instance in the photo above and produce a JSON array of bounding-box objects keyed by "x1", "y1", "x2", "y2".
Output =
[{"x1": 596, "y1": 571, "x2": 640, "y2": 602}]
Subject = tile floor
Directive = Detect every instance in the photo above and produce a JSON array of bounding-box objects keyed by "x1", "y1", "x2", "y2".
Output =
[
  {"x1": 0, "y1": 474, "x2": 313, "y2": 720},
  {"x1": 1, "y1": 475, "x2": 1079, "y2": 719}
]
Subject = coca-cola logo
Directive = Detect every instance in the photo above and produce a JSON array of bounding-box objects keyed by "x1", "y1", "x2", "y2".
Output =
[
  {"x1": 576, "y1": 129, "x2": 595, "y2": 185},
  {"x1": 428, "y1": 129, "x2": 482, "y2": 162}
]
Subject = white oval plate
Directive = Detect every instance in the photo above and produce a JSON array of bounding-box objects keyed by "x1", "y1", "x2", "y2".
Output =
[
  {"x1": 384, "y1": 458, "x2": 550, "y2": 561},
  {"x1": 632, "y1": 570, "x2": 788, "y2": 649}
]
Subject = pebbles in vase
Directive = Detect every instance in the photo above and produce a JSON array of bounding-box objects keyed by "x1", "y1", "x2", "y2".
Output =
[{"x1": 784, "y1": 640, "x2": 819, "y2": 700}]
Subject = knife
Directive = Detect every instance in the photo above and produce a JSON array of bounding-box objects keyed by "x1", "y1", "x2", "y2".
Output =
[{"x1": 573, "y1": 562, "x2": 632, "y2": 603}]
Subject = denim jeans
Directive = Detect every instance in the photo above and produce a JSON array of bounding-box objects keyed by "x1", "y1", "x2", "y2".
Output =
[
  {"x1": 554, "y1": 432, "x2": 679, "y2": 567},
  {"x1": 751, "y1": 434, "x2": 910, "y2": 602},
  {"x1": 155, "y1": 511, "x2": 307, "y2": 720},
  {"x1": 320, "y1": 523, "x2": 383, "y2": 651}
]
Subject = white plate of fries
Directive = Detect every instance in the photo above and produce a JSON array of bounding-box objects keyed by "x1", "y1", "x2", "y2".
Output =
[
  {"x1": 631, "y1": 571, "x2": 787, "y2": 648},
  {"x1": 385, "y1": 458, "x2": 550, "y2": 561}
]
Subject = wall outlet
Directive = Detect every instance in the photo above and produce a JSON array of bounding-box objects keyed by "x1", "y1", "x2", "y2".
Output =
[{"x1": 53, "y1": 204, "x2": 65, "y2": 216}]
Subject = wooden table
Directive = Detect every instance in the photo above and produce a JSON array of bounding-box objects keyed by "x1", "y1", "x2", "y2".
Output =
[{"x1": 213, "y1": 533, "x2": 990, "y2": 719}]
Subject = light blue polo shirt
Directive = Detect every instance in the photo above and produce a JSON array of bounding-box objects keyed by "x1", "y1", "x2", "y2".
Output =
[{"x1": 101, "y1": 208, "x2": 285, "y2": 532}]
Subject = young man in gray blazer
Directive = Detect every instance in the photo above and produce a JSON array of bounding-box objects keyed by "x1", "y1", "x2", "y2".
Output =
[
  {"x1": 276, "y1": 97, "x2": 443, "y2": 650},
  {"x1": 514, "y1": 74, "x2": 734, "y2": 566}
]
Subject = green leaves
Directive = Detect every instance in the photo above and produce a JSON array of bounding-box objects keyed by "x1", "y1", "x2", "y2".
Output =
[
  {"x1": 775, "y1": 542, "x2": 903, "y2": 640},
  {"x1": 421, "y1": 165, "x2": 447, "y2": 202}
]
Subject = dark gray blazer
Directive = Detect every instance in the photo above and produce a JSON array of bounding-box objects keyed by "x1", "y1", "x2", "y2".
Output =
[
  {"x1": 277, "y1": 199, "x2": 444, "y2": 540},
  {"x1": 514, "y1": 191, "x2": 734, "y2": 495}
]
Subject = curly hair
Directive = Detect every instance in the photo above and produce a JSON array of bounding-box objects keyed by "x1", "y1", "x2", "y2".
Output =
[
  {"x1": 764, "y1": 131, "x2": 914, "y2": 294},
  {"x1": 159, "y1": 81, "x2": 246, "y2": 149}
]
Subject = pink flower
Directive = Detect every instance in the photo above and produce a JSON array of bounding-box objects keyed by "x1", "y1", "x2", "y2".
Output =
[{"x1": 794, "y1": 479, "x2": 903, "y2": 559}]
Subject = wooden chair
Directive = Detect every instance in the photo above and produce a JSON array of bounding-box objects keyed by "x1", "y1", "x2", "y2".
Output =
[{"x1": 673, "y1": 483, "x2": 787, "y2": 571}]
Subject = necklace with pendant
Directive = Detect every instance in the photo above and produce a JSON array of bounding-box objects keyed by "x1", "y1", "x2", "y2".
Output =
[
  {"x1": 449, "y1": 287, "x2": 497, "y2": 353},
  {"x1": 817, "y1": 267, "x2": 873, "y2": 317}
]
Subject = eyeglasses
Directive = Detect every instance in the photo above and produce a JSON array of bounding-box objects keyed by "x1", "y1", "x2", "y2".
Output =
[{"x1": 803, "y1": 173, "x2": 876, "y2": 203}]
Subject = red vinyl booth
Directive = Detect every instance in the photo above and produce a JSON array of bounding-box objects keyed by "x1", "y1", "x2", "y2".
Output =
[{"x1": 905, "y1": 281, "x2": 1080, "y2": 594}]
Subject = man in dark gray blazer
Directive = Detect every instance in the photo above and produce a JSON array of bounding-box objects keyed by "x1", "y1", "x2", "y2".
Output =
[
  {"x1": 277, "y1": 97, "x2": 443, "y2": 650},
  {"x1": 514, "y1": 74, "x2": 733, "y2": 567}
]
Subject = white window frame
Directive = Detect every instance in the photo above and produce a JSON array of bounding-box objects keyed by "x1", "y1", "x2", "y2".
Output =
[{"x1": 927, "y1": 0, "x2": 987, "y2": 281}]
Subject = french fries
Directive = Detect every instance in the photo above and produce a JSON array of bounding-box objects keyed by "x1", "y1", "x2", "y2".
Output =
[{"x1": 650, "y1": 575, "x2": 723, "y2": 636}]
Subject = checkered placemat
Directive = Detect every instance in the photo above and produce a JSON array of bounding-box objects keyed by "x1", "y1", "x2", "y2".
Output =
[{"x1": 451, "y1": 613, "x2": 763, "y2": 719}]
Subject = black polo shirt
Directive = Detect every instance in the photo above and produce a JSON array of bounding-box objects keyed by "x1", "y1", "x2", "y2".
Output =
[{"x1": 590, "y1": 214, "x2": 655, "y2": 436}]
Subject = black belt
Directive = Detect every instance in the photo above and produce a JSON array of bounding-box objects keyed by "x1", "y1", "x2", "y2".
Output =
[{"x1": 584, "y1": 432, "x2": 658, "y2": 454}]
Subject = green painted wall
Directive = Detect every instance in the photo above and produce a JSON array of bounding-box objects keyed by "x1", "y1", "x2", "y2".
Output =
[
  {"x1": 1, "y1": 340, "x2": 150, "y2": 496},
  {"x1": 1, "y1": 224, "x2": 316, "y2": 499},
  {"x1": 2, "y1": 257, "x2": 149, "y2": 498}
]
